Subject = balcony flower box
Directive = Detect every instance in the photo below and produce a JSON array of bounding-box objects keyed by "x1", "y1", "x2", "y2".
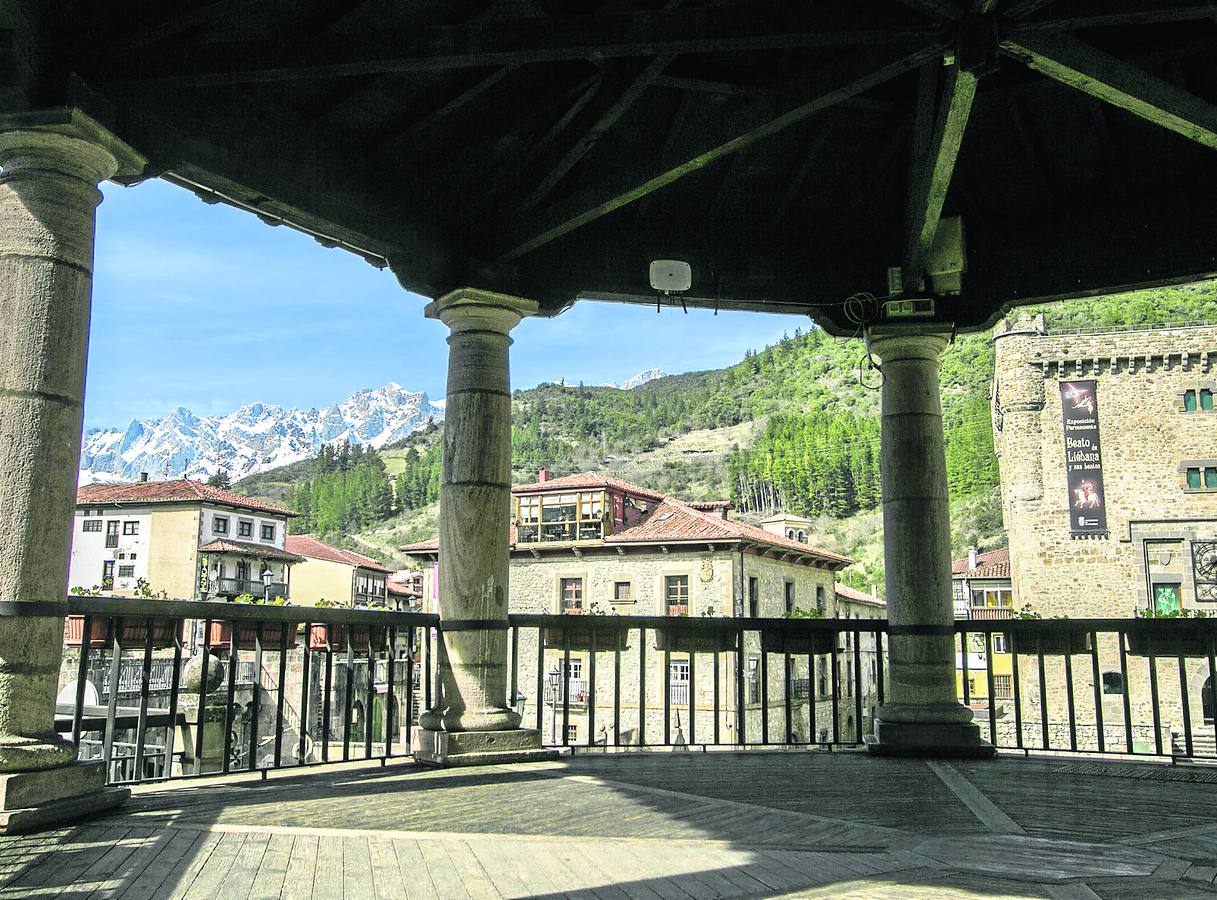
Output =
[
  {"x1": 307, "y1": 623, "x2": 390, "y2": 652},
  {"x1": 543, "y1": 624, "x2": 629, "y2": 651},
  {"x1": 203, "y1": 620, "x2": 298, "y2": 652},
  {"x1": 1125, "y1": 631, "x2": 1216, "y2": 659},
  {"x1": 1005, "y1": 622, "x2": 1092, "y2": 655},
  {"x1": 759, "y1": 626, "x2": 836, "y2": 655},
  {"x1": 653, "y1": 627, "x2": 737, "y2": 653},
  {"x1": 64, "y1": 615, "x2": 177, "y2": 649}
]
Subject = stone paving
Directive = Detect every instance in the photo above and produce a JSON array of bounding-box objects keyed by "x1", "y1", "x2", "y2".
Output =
[{"x1": 4, "y1": 750, "x2": 1217, "y2": 897}]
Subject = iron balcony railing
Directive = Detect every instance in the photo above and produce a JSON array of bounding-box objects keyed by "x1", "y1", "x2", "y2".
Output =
[
  {"x1": 59, "y1": 595, "x2": 436, "y2": 786},
  {"x1": 213, "y1": 578, "x2": 289, "y2": 598},
  {"x1": 958, "y1": 617, "x2": 1217, "y2": 759},
  {"x1": 510, "y1": 614, "x2": 883, "y2": 750}
]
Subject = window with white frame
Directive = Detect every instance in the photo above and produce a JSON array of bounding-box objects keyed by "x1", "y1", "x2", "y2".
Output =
[
  {"x1": 82, "y1": 519, "x2": 102, "y2": 532},
  {"x1": 665, "y1": 575, "x2": 689, "y2": 616},
  {"x1": 122, "y1": 521, "x2": 138, "y2": 535},
  {"x1": 560, "y1": 577, "x2": 583, "y2": 614}
]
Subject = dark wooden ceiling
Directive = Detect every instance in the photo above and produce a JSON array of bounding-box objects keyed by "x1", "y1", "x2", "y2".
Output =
[{"x1": 6, "y1": 0, "x2": 1217, "y2": 334}]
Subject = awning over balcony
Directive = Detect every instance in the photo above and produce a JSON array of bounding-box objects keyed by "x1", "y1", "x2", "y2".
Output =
[{"x1": 198, "y1": 539, "x2": 305, "y2": 563}]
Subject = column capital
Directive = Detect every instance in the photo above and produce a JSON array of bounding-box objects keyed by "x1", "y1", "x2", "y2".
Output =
[
  {"x1": 0, "y1": 108, "x2": 145, "y2": 184},
  {"x1": 425, "y1": 288, "x2": 538, "y2": 335},
  {"x1": 866, "y1": 327, "x2": 953, "y2": 364}
]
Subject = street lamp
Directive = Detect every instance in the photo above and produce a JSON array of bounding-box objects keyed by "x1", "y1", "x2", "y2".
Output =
[
  {"x1": 261, "y1": 566, "x2": 273, "y2": 602},
  {"x1": 547, "y1": 666, "x2": 561, "y2": 744}
]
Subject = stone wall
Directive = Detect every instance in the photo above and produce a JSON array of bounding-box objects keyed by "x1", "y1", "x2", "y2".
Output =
[
  {"x1": 994, "y1": 317, "x2": 1217, "y2": 619},
  {"x1": 499, "y1": 548, "x2": 856, "y2": 745},
  {"x1": 993, "y1": 319, "x2": 1217, "y2": 743}
]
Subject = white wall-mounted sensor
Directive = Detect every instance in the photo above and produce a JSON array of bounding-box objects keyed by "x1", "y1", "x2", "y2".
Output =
[{"x1": 649, "y1": 259, "x2": 692, "y2": 293}]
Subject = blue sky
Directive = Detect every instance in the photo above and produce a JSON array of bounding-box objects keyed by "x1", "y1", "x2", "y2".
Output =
[{"x1": 86, "y1": 178, "x2": 807, "y2": 430}]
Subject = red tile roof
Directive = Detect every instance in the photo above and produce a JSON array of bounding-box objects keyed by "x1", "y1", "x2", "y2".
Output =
[
  {"x1": 951, "y1": 548, "x2": 1010, "y2": 578},
  {"x1": 513, "y1": 472, "x2": 664, "y2": 501},
  {"x1": 402, "y1": 476, "x2": 852, "y2": 569},
  {"x1": 387, "y1": 570, "x2": 423, "y2": 597},
  {"x1": 285, "y1": 535, "x2": 392, "y2": 574},
  {"x1": 78, "y1": 479, "x2": 296, "y2": 517},
  {"x1": 835, "y1": 583, "x2": 885, "y2": 607},
  {"x1": 198, "y1": 539, "x2": 305, "y2": 562},
  {"x1": 604, "y1": 497, "x2": 851, "y2": 566},
  {"x1": 688, "y1": 500, "x2": 734, "y2": 512}
]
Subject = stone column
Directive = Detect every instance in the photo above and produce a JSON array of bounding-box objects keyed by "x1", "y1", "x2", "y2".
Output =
[
  {"x1": 0, "y1": 110, "x2": 142, "y2": 829},
  {"x1": 414, "y1": 288, "x2": 554, "y2": 765},
  {"x1": 865, "y1": 328, "x2": 993, "y2": 757}
]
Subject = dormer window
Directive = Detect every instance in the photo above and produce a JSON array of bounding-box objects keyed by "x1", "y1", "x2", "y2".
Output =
[{"x1": 515, "y1": 491, "x2": 604, "y2": 543}]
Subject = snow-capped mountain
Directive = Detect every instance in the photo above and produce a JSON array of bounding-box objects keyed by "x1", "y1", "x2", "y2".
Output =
[
  {"x1": 602, "y1": 368, "x2": 667, "y2": 390},
  {"x1": 80, "y1": 383, "x2": 444, "y2": 484}
]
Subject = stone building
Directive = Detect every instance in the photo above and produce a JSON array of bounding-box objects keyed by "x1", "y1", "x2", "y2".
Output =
[
  {"x1": 71, "y1": 479, "x2": 302, "y2": 601},
  {"x1": 951, "y1": 548, "x2": 1014, "y2": 715},
  {"x1": 403, "y1": 473, "x2": 882, "y2": 747},
  {"x1": 993, "y1": 316, "x2": 1217, "y2": 751},
  {"x1": 284, "y1": 535, "x2": 392, "y2": 608}
]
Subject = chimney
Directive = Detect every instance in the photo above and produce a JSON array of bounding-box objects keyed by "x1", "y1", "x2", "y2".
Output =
[
  {"x1": 538, "y1": 466, "x2": 549, "y2": 483},
  {"x1": 968, "y1": 547, "x2": 978, "y2": 570},
  {"x1": 140, "y1": 472, "x2": 149, "y2": 482},
  {"x1": 871, "y1": 583, "x2": 878, "y2": 600}
]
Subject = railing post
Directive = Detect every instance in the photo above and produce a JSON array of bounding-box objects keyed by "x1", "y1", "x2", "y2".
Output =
[
  {"x1": 865, "y1": 329, "x2": 993, "y2": 757},
  {"x1": 414, "y1": 289, "x2": 554, "y2": 765}
]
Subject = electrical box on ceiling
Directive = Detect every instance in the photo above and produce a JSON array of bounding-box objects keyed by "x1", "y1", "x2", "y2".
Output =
[
  {"x1": 884, "y1": 297, "x2": 936, "y2": 319},
  {"x1": 649, "y1": 259, "x2": 692, "y2": 293}
]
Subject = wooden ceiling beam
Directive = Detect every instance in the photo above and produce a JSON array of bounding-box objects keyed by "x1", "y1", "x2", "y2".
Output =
[
  {"x1": 1004, "y1": 0, "x2": 1061, "y2": 19},
  {"x1": 1001, "y1": 30, "x2": 1217, "y2": 151},
  {"x1": 85, "y1": 7, "x2": 943, "y2": 85},
  {"x1": 117, "y1": 0, "x2": 256, "y2": 49},
  {"x1": 370, "y1": 65, "x2": 517, "y2": 152},
  {"x1": 1014, "y1": 5, "x2": 1217, "y2": 31},
  {"x1": 774, "y1": 123, "x2": 834, "y2": 222},
  {"x1": 516, "y1": 55, "x2": 670, "y2": 215},
  {"x1": 903, "y1": 61, "x2": 977, "y2": 290},
  {"x1": 499, "y1": 41, "x2": 948, "y2": 260},
  {"x1": 895, "y1": 0, "x2": 963, "y2": 22}
]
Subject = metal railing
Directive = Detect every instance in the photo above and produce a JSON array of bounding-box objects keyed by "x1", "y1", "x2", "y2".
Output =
[
  {"x1": 511, "y1": 614, "x2": 885, "y2": 750},
  {"x1": 213, "y1": 578, "x2": 289, "y2": 598},
  {"x1": 59, "y1": 596, "x2": 436, "y2": 785},
  {"x1": 957, "y1": 617, "x2": 1217, "y2": 760}
]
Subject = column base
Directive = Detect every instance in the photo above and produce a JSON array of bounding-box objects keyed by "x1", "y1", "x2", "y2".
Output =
[
  {"x1": 0, "y1": 761, "x2": 129, "y2": 834},
  {"x1": 412, "y1": 727, "x2": 567, "y2": 767},
  {"x1": 865, "y1": 719, "x2": 996, "y2": 759}
]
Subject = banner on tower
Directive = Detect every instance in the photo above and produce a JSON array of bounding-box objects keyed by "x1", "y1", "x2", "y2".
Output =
[{"x1": 1060, "y1": 380, "x2": 1108, "y2": 535}]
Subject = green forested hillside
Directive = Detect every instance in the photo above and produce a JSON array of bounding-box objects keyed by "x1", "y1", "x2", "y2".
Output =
[{"x1": 236, "y1": 286, "x2": 1216, "y2": 573}]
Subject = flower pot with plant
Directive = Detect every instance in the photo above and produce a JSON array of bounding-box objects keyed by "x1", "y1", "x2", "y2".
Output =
[
  {"x1": 1126, "y1": 608, "x2": 1216, "y2": 657},
  {"x1": 761, "y1": 607, "x2": 836, "y2": 654},
  {"x1": 1004, "y1": 606, "x2": 1093, "y2": 655},
  {"x1": 544, "y1": 603, "x2": 629, "y2": 651}
]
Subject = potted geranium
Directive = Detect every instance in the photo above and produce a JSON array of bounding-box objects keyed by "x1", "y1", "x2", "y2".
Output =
[
  {"x1": 654, "y1": 606, "x2": 737, "y2": 652},
  {"x1": 545, "y1": 602, "x2": 630, "y2": 651},
  {"x1": 761, "y1": 607, "x2": 836, "y2": 654},
  {"x1": 1004, "y1": 605, "x2": 1092, "y2": 655},
  {"x1": 64, "y1": 579, "x2": 178, "y2": 649},
  {"x1": 205, "y1": 594, "x2": 297, "y2": 651},
  {"x1": 308, "y1": 600, "x2": 391, "y2": 652},
  {"x1": 1126, "y1": 608, "x2": 1216, "y2": 658}
]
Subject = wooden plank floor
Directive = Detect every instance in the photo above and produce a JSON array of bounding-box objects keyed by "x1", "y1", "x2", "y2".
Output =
[{"x1": 2, "y1": 751, "x2": 1216, "y2": 897}]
